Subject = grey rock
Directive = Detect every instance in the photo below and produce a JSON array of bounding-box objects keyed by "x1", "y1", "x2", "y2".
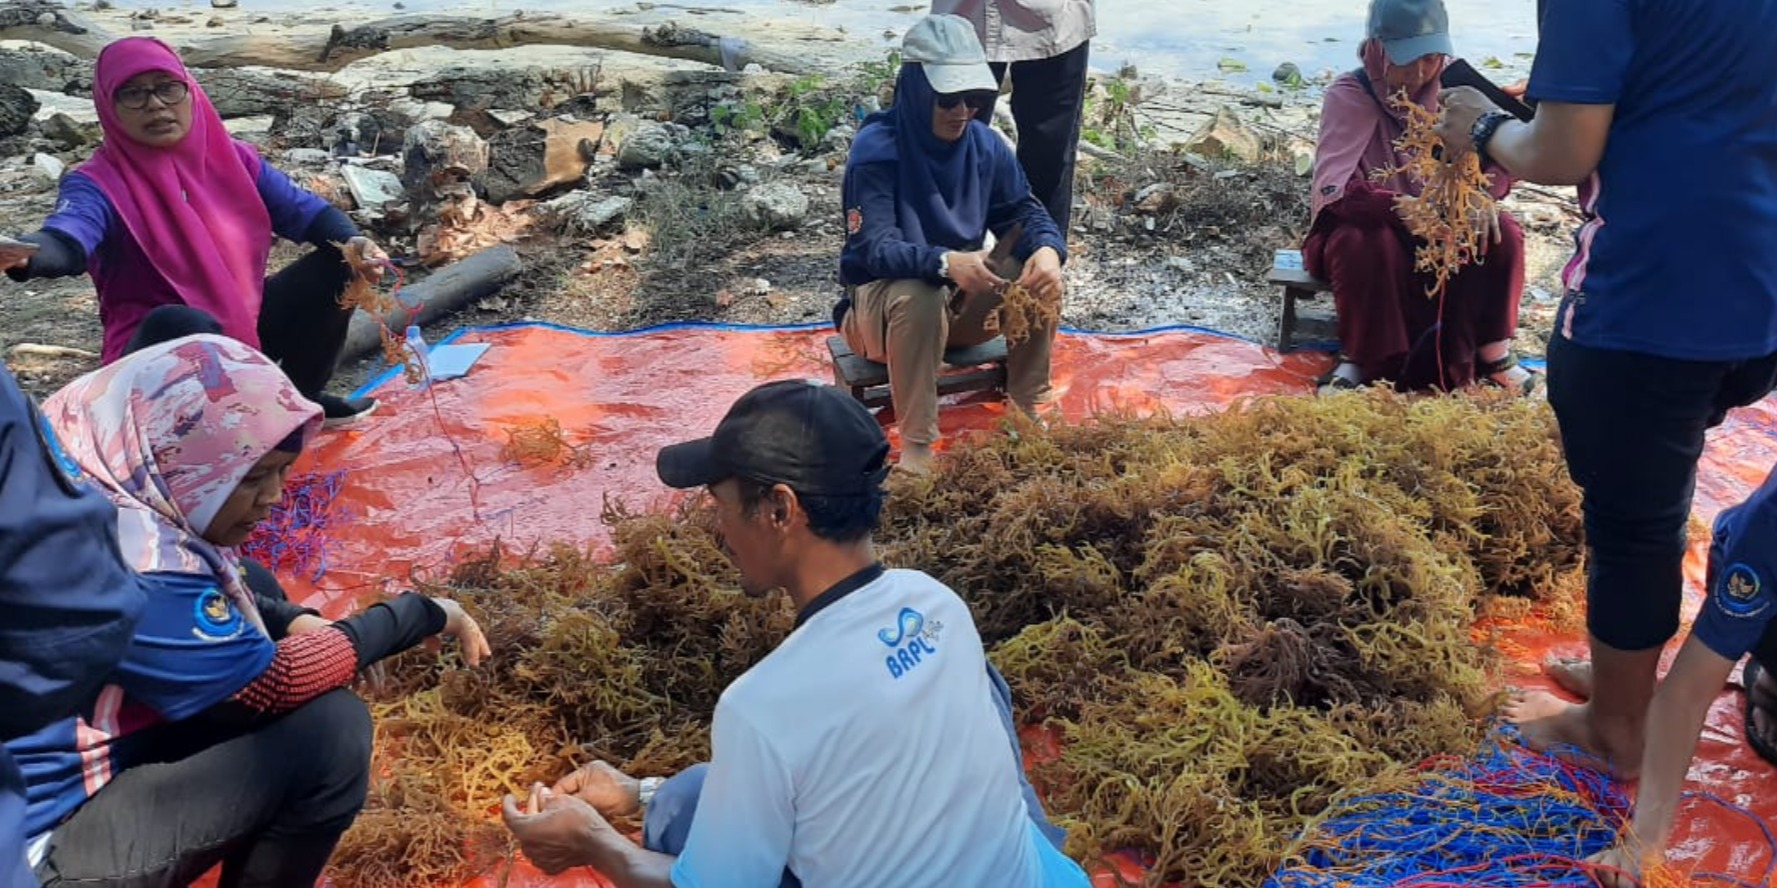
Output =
[
  {"x1": 541, "y1": 191, "x2": 634, "y2": 234},
  {"x1": 282, "y1": 147, "x2": 334, "y2": 166},
  {"x1": 616, "y1": 122, "x2": 677, "y2": 170},
  {"x1": 1273, "y1": 62, "x2": 1302, "y2": 84},
  {"x1": 0, "y1": 46, "x2": 88, "y2": 94},
  {"x1": 228, "y1": 115, "x2": 277, "y2": 146},
  {"x1": 211, "y1": 0, "x2": 238, "y2": 7},
  {"x1": 340, "y1": 165, "x2": 407, "y2": 210},
  {"x1": 820, "y1": 123, "x2": 855, "y2": 152},
  {"x1": 0, "y1": 85, "x2": 38, "y2": 139},
  {"x1": 741, "y1": 182, "x2": 809, "y2": 231},
  {"x1": 32, "y1": 152, "x2": 64, "y2": 181},
  {"x1": 40, "y1": 112, "x2": 99, "y2": 149},
  {"x1": 487, "y1": 109, "x2": 534, "y2": 129}
]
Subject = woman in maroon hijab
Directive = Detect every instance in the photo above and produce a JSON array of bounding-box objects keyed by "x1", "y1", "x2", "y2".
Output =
[{"x1": 1305, "y1": 0, "x2": 1533, "y2": 394}]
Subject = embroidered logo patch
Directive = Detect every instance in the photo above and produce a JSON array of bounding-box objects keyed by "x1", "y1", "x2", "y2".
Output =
[
  {"x1": 846, "y1": 207, "x2": 863, "y2": 235},
  {"x1": 193, "y1": 589, "x2": 245, "y2": 640},
  {"x1": 1717, "y1": 563, "x2": 1768, "y2": 619}
]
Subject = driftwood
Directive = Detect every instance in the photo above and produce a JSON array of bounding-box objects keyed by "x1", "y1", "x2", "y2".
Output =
[
  {"x1": 7, "y1": 343, "x2": 97, "y2": 361},
  {"x1": 0, "y1": 1, "x2": 820, "y2": 76}
]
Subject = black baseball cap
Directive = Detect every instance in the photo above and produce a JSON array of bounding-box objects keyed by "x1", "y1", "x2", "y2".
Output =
[{"x1": 656, "y1": 380, "x2": 891, "y2": 496}]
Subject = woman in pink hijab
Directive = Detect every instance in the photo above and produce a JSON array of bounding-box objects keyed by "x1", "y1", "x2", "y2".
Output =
[
  {"x1": 1, "y1": 37, "x2": 386, "y2": 424},
  {"x1": 9, "y1": 335, "x2": 488, "y2": 888},
  {"x1": 1304, "y1": 0, "x2": 1532, "y2": 394}
]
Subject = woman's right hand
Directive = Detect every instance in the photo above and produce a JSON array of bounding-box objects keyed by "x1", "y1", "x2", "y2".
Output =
[
  {"x1": 946, "y1": 250, "x2": 1007, "y2": 296},
  {"x1": 0, "y1": 237, "x2": 39, "y2": 273},
  {"x1": 429, "y1": 597, "x2": 491, "y2": 666}
]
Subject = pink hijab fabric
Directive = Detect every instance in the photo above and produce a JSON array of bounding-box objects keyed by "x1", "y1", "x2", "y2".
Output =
[
  {"x1": 1310, "y1": 40, "x2": 1446, "y2": 222},
  {"x1": 43, "y1": 335, "x2": 322, "y2": 635},
  {"x1": 81, "y1": 37, "x2": 271, "y2": 354}
]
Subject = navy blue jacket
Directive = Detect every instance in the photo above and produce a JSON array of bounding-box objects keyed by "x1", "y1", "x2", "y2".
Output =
[
  {"x1": 840, "y1": 123, "x2": 1067, "y2": 288},
  {"x1": 0, "y1": 367, "x2": 145, "y2": 885}
]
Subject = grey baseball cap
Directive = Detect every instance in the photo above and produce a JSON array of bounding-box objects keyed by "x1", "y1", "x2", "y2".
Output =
[{"x1": 1367, "y1": 0, "x2": 1453, "y2": 65}]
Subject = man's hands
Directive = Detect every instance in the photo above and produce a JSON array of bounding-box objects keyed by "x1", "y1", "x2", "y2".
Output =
[
  {"x1": 1016, "y1": 247, "x2": 1065, "y2": 302},
  {"x1": 501, "y1": 785, "x2": 609, "y2": 875},
  {"x1": 1434, "y1": 86, "x2": 1503, "y2": 156},
  {"x1": 427, "y1": 597, "x2": 491, "y2": 666},
  {"x1": 553, "y1": 760, "x2": 643, "y2": 818},
  {"x1": 345, "y1": 236, "x2": 390, "y2": 282},
  {"x1": 944, "y1": 249, "x2": 1007, "y2": 296}
]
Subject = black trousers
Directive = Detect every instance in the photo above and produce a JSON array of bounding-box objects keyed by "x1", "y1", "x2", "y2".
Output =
[
  {"x1": 32, "y1": 689, "x2": 370, "y2": 888},
  {"x1": 123, "y1": 248, "x2": 355, "y2": 399},
  {"x1": 974, "y1": 41, "x2": 1091, "y2": 233},
  {"x1": 1547, "y1": 328, "x2": 1777, "y2": 651}
]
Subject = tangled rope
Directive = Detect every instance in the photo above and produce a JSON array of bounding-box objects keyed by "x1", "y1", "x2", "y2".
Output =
[{"x1": 240, "y1": 470, "x2": 350, "y2": 581}]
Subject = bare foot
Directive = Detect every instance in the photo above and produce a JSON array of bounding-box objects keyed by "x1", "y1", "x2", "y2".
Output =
[
  {"x1": 1504, "y1": 691, "x2": 1641, "y2": 781},
  {"x1": 1544, "y1": 656, "x2": 1595, "y2": 699},
  {"x1": 897, "y1": 443, "x2": 935, "y2": 475}
]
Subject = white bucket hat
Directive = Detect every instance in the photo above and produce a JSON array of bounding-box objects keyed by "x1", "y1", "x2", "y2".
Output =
[{"x1": 901, "y1": 15, "x2": 999, "y2": 95}]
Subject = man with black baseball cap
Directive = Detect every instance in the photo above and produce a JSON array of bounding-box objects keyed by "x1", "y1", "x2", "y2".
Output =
[{"x1": 503, "y1": 380, "x2": 1088, "y2": 888}]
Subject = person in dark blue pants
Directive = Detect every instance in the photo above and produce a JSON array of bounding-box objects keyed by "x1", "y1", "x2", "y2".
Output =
[{"x1": 0, "y1": 363, "x2": 148, "y2": 887}]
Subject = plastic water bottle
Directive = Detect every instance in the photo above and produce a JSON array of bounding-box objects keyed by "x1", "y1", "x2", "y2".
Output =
[{"x1": 402, "y1": 325, "x2": 432, "y2": 386}]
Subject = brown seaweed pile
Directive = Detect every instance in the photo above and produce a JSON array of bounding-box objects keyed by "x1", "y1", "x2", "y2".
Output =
[{"x1": 329, "y1": 389, "x2": 1583, "y2": 888}]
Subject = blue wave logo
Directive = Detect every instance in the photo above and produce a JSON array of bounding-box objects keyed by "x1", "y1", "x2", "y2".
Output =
[{"x1": 878, "y1": 608, "x2": 925, "y2": 647}]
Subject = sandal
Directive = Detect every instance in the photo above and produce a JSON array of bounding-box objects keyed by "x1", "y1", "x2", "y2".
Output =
[
  {"x1": 1742, "y1": 659, "x2": 1777, "y2": 767},
  {"x1": 1477, "y1": 353, "x2": 1542, "y2": 397},
  {"x1": 1315, "y1": 359, "x2": 1364, "y2": 397}
]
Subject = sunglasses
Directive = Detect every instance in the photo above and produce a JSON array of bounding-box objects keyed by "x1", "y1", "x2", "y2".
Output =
[
  {"x1": 936, "y1": 91, "x2": 995, "y2": 111},
  {"x1": 115, "y1": 81, "x2": 190, "y2": 111}
]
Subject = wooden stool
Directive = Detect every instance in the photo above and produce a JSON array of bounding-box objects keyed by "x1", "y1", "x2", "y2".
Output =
[
  {"x1": 1269, "y1": 257, "x2": 1338, "y2": 352},
  {"x1": 827, "y1": 335, "x2": 1009, "y2": 409}
]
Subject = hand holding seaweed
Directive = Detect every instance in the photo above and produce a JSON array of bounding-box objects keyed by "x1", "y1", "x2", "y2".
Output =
[{"x1": 1374, "y1": 91, "x2": 1500, "y2": 296}]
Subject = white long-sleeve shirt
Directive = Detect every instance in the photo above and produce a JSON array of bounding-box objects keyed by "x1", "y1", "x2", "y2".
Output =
[{"x1": 930, "y1": 0, "x2": 1096, "y2": 63}]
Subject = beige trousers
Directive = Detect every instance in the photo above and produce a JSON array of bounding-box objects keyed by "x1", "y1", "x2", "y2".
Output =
[{"x1": 840, "y1": 276, "x2": 1056, "y2": 447}]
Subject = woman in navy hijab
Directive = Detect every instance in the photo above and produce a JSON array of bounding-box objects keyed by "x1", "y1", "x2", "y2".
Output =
[{"x1": 836, "y1": 14, "x2": 1068, "y2": 473}]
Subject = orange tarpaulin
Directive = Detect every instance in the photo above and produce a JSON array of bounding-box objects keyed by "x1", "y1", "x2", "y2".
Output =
[{"x1": 280, "y1": 322, "x2": 1776, "y2": 886}]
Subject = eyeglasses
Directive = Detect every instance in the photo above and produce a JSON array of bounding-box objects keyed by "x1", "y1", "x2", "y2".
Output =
[
  {"x1": 936, "y1": 91, "x2": 995, "y2": 111},
  {"x1": 115, "y1": 81, "x2": 190, "y2": 111}
]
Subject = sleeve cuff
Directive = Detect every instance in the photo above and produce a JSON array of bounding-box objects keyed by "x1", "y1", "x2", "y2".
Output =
[{"x1": 303, "y1": 206, "x2": 361, "y2": 248}]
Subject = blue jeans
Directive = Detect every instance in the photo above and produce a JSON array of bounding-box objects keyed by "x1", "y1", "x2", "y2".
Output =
[{"x1": 641, "y1": 663, "x2": 1065, "y2": 882}]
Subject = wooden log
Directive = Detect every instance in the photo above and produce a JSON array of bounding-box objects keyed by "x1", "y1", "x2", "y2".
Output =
[
  {"x1": 0, "y1": 3, "x2": 821, "y2": 76},
  {"x1": 340, "y1": 244, "x2": 522, "y2": 362}
]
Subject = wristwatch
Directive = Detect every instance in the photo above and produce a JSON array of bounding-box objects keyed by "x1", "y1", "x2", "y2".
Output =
[
  {"x1": 637, "y1": 776, "x2": 666, "y2": 810},
  {"x1": 1470, "y1": 110, "x2": 1515, "y2": 168},
  {"x1": 937, "y1": 251, "x2": 952, "y2": 281}
]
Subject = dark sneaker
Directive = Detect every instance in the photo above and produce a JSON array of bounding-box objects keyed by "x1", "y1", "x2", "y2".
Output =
[{"x1": 317, "y1": 394, "x2": 377, "y2": 428}]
